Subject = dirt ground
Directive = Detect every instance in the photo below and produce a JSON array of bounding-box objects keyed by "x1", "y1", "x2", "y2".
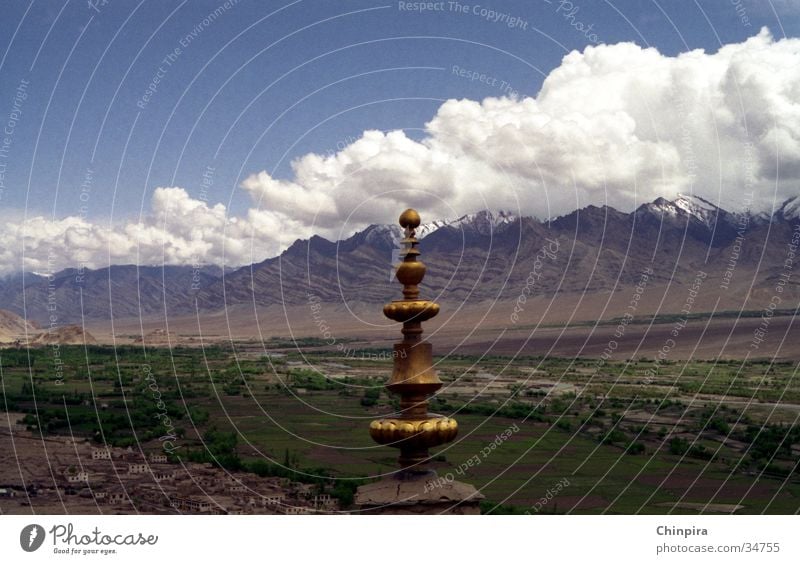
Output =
[{"x1": 84, "y1": 300, "x2": 800, "y2": 361}]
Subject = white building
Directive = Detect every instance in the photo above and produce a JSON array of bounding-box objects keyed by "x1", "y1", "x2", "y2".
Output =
[
  {"x1": 66, "y1": 471, "x2": 89, "y2": 483},
  {"x1": 92, "y1": 448, "x2": 111, "y2": 460},
  {"x1": 312, "y1": 493, "x2": 334, "y2": 508},
  {"x1": 262, "y1": 493, "x2": 285, "y2": 506},
  {"x1": 152, "y1": 470, "x2": 175, "y2": 482},
  {"x1": 107, "y1": 492, "x2": 127, "y2": 504},
  {"x1": 284, "y1": 505, "x2": 312, "y2": 515},
  {"x1": 175, "y1": 496, "x2": 214, "y2": 513}
]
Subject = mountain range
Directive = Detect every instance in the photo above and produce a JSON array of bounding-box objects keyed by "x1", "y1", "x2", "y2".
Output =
[{"x1": 2, "y1": 194, "x2": 799, "y2": 325}]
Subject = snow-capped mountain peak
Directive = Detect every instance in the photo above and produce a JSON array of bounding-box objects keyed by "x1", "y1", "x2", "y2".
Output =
[
  {"x1": 451, "y1": 210, "x2": 517, "y2": 233},
  {"x1": 637, "y1": 197, "x2": 679, "y2": 217},
  {"x1": 777, "y1": 196, "x2": 800, "y2": 221},
  {"x1": 362, "y1": 210, "x2": 518, "y2": 247},
  {"x1": 407, "y1": 210, "x2": 517, "y2": 239},
  {"x1": 672, "y1": 193, "x2": 721, "y2": 226}
]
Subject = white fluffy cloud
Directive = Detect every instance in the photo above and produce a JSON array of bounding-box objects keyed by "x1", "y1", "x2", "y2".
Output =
[
  {"x1": 244, "y1": 27, "x2": 800, "y2": 226},
  {"x1": 3, "y1": 28, "x2": 799, "y2": 274},
  {"x1": 0, "y1": 188, "x2": 309, "y2": 276}
]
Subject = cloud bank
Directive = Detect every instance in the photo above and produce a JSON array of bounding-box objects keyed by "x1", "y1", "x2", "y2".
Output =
[
  {"x1": 2, "y1": 188, "x2": 308, "y2": 276},
  {"x1": 4, "y1": 27, "x2": 799, "y2": 275}
]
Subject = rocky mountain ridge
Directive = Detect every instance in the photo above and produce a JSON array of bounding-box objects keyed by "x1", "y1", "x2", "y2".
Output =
[{"x1": 2, "y1": 195, "x2": 798, "y2": 324}]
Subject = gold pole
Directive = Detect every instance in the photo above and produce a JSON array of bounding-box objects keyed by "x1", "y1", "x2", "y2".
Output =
[{"x1": 369, "y1": 209, "x2": 457, "y2": 472}]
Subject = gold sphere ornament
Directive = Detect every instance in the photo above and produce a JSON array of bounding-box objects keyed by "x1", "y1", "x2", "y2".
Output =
[{"x1": 399, "y1": 208, "x2": 421, "y2": 229}]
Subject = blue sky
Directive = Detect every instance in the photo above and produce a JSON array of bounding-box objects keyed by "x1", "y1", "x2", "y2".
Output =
[
  {"x1": 1, "y1": 1, "x2": 799, "y2": 272},
  {"x1": 1, "y1": 0, "x2": 796, "y2": 219}
]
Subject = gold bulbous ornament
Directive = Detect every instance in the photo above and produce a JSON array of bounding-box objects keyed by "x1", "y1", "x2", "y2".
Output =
[
  {"x1": 399, "y1": 208, "x2": 421, "y2": 229},
  {"x1": 396, "y1": 260, "x2": 426, "y2": 286}
]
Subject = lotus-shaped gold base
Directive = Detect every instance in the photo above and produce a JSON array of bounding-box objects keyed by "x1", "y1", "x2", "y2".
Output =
[
  {"x1": 369, "y1": 416, "x2": 458, "y2": 449},
  {"x1": 383, "y1": 300, "x2": 440, "y2": 324}
]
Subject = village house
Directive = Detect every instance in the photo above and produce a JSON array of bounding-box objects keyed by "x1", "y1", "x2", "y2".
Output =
[
  {"x1": 66, "y1": 471, "x2": 89, "y2": 483},
  {"x1": 152, "y1": 470, "x2": 176, "y2": 482},
  {"x1": 284, "y1": 505, "x2": 313, "y2": 515},
  {"x1": 312, "y1": 493, "x2": 335, "y2": 509},
  {"x1": 173, "y1": 496, "x2": 215, "y2": 513},
  {"x1": 106, "y1": 492, "x2": 127, "y2": 504},
  {"x1": 127, "y1": 463, "x2": 149, "y2": 474},
  {"x1": 92, "y1": 447, "x2": 111, "y2": 460}
]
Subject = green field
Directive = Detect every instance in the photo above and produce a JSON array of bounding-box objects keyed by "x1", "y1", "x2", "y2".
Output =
[{"x1": 2, "y1": 344, "x2": 799, "y2": 513}]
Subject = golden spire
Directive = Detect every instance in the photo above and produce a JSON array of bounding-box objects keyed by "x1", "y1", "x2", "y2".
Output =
[{"x1": 369, "y1": 209, "x2": 457, "y2": 471}]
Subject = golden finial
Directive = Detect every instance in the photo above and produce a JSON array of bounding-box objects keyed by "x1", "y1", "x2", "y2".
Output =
[
  {"x1": 383, "y1": 209, "x2": 440, "y2": 339},
  {"x1": 399, "y1": 208, "x2": 421, "y2": 230},
  {"x1": 370, "y1": 209, "x2": 457, "y2": 472}
]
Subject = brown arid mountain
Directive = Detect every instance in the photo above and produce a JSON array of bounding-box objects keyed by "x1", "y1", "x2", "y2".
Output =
[
  {"x1": 133, "y1": 328, "x2": 178, "y2": 346},
  {"x1": 0, "y1": 309, "x2": 38, "y2": 343},
  {"x1": 0, "y1": 309, "x2": 95, "y2": 346},
  {"x1": 0, "y1": 264, "x2": 225, "y2": 324},
  {"x1": 1, "y1": 195, "x2": 799, "y2": 352},
  {"x1": 28, "y1": 325, "x2": 97, "y2": 346}
]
